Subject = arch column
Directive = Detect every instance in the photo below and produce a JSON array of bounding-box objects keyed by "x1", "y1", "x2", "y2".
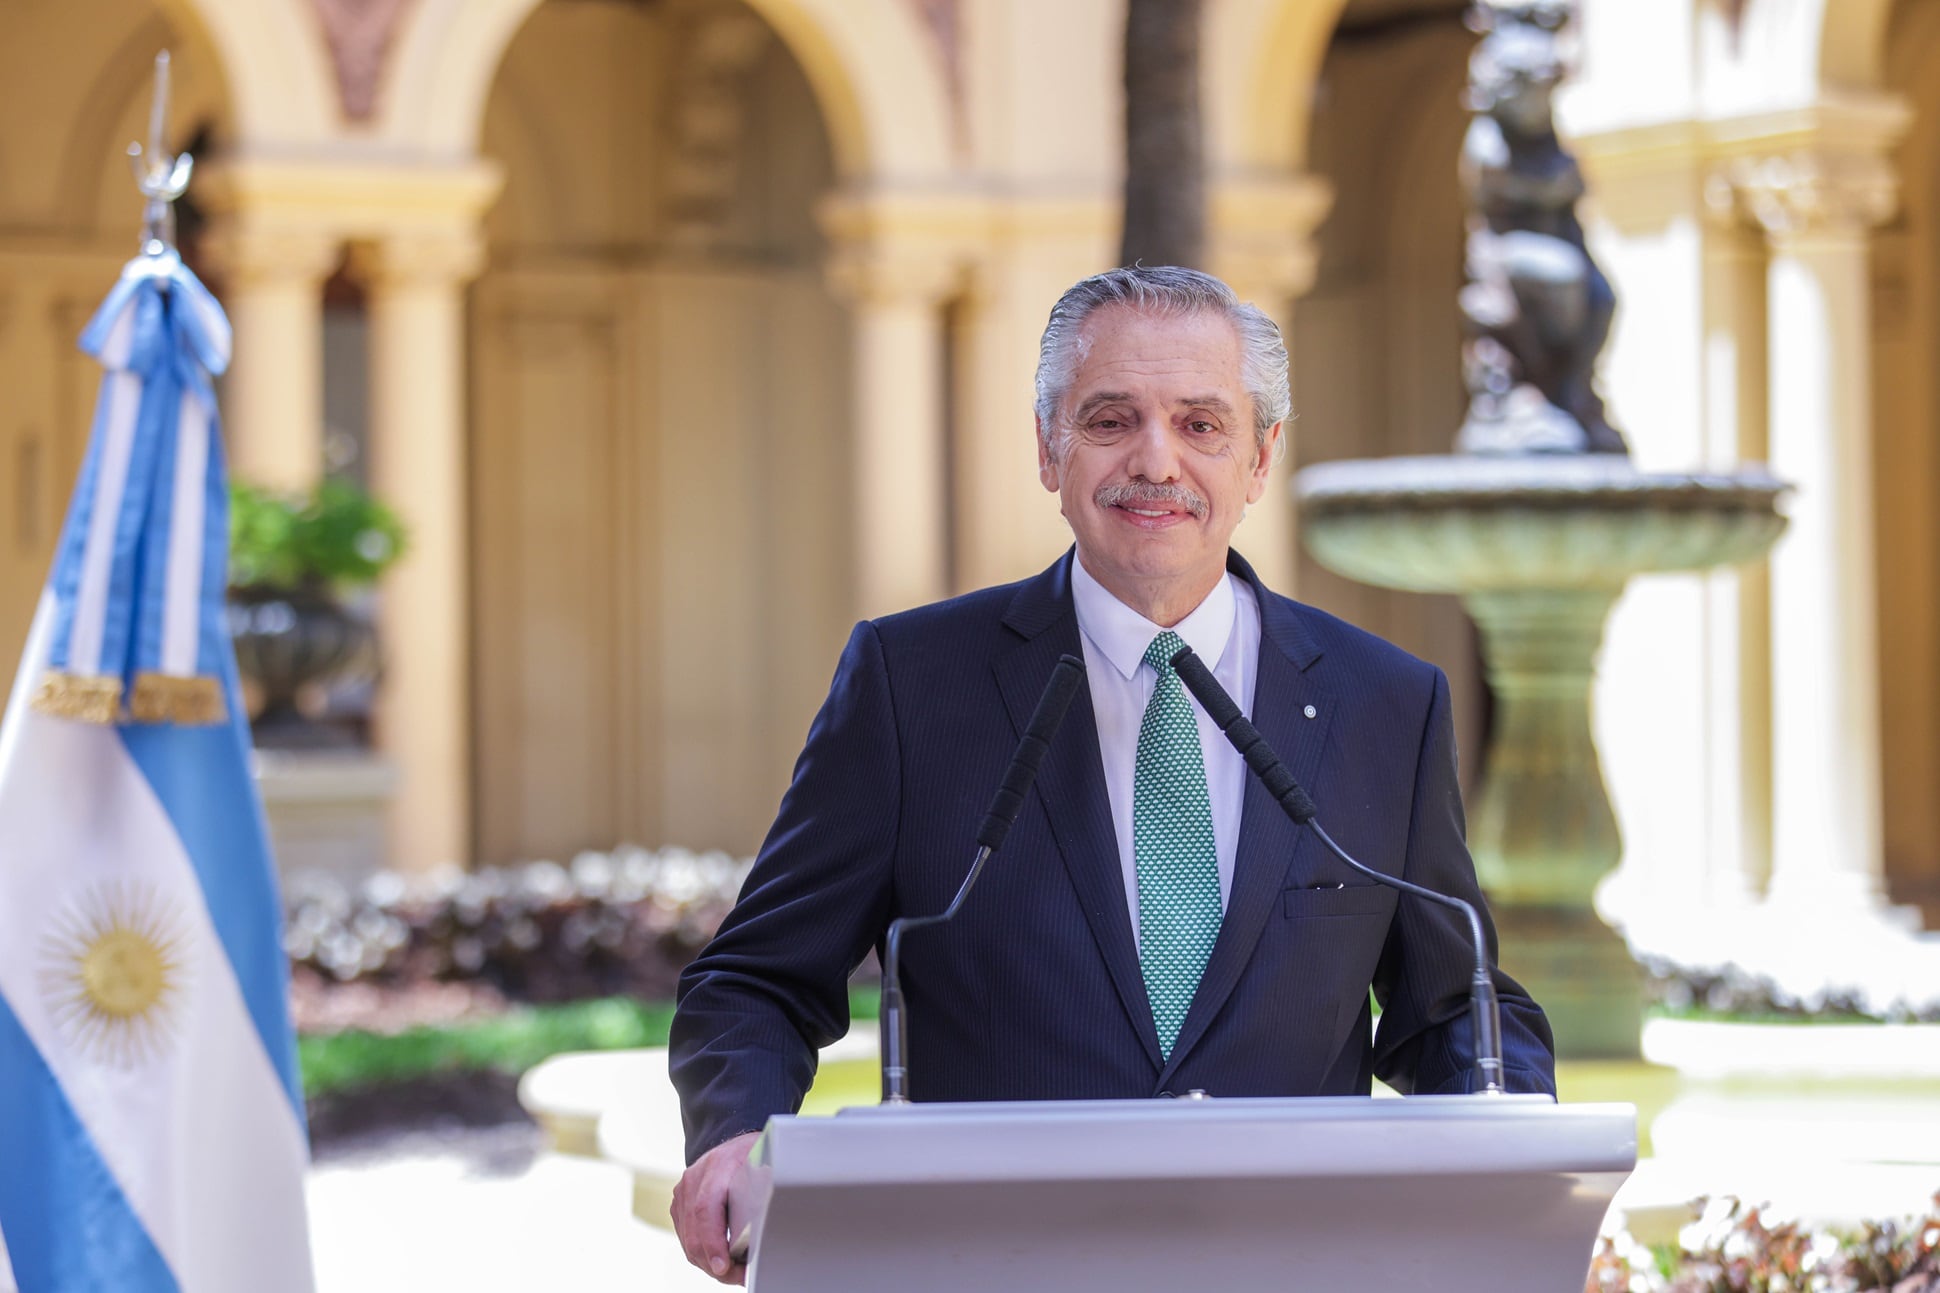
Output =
[
  {"x1": 821, "y1": 192, "x2": 974, "y2": 617},
  {"x1": 1722, "y1": 128, "x2": 1905, "y2": 918},
  {"x1": 1209, "y1": 172, "x2": 1332, "y2": 594},
  {"x1": 353, "y1": 230, "x2": 489, "y2": 870},
  {"x1": 198, "y1": 221, "x2": 338, "y2": 491}
]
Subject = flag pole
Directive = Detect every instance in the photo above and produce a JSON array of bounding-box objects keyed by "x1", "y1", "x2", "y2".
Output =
[{"x1": 127, "y1": 51, "x2": 191, "y2": 258}]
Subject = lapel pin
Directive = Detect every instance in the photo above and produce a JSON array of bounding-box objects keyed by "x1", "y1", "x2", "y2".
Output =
[{"x1": 1303, "y1": 704, "x2": 1317, "y2": 719}]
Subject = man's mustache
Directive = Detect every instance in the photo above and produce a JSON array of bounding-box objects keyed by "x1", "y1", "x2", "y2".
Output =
[{"x1": 1093, "y1": 480, "x2": 1209, "y2": 519}]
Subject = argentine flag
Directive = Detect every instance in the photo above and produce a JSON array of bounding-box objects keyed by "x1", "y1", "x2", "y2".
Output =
[{"x1": 0, "y1": 250, "x2": 315, "y2": 1291}]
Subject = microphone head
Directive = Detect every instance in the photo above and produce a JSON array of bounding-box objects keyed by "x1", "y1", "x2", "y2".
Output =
[
  {"x1": 1168, "y1": 644, "x2": 1241, "y2": 726},
  {"x1": 974, "y1": 653, "x2": 1088, "y2": 852},
  {"x1": 1030, "y1": 655, "x2": 1086, "y2": 738}
]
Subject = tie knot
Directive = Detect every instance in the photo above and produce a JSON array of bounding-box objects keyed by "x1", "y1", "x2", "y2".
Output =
[{"x1": 1144, "y1": 630, "x2": 1187, "y2": 676}]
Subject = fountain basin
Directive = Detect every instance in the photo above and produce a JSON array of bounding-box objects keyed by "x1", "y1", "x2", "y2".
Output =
[{"x1": 1298, "y1": 456, "x2": 1787, "y2": 593}]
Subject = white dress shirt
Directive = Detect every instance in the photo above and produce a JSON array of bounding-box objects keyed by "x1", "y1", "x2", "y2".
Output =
[{"x1": 1069, "y1": 556, "x2": 1261, "y2": 940}]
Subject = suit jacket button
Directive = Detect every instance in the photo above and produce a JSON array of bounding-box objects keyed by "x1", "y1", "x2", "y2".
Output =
[{"x1": 1156, "y1": 1089, "x2": 1175, "y2": 1099}]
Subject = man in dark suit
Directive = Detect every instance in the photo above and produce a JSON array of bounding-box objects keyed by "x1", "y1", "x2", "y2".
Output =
[{"x1": 669, "y1": 266, "x2": 1554, "y2": 1283}]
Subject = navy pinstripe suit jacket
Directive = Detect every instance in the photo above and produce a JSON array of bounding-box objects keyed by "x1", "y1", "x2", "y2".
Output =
[{"x1": 670, "y1": 549, "x2": 1556, "y2": 1162}]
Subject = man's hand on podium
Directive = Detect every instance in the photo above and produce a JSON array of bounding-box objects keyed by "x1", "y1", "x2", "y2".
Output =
[{"x1": 672, "y1": 1130, "x2": 760, "y2": 1285}]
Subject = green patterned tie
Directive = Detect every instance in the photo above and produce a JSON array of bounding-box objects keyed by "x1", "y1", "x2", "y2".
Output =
[{"x1": 1135, "y1": 630, "x2": 1224, "y2": 1060}]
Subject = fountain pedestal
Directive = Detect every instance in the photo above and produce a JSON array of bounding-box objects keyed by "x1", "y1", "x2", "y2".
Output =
[{"x1": 1299, "y1": 456, "x2": 1785, "y2": 1058}]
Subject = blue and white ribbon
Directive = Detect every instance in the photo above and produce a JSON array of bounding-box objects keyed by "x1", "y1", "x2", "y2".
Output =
[{"x1": 35, "y1": 250, "x2": 232, "y2": 726}]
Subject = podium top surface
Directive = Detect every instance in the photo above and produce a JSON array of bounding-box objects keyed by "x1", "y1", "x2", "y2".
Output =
[{"x1": 753, "y1": 1095, "x2": 1637, "y2": 1186}]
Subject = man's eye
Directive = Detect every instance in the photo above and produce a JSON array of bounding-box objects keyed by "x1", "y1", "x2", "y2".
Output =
[
  {"x1": 1091, "y1": 419, "x2": 1125, "y2": 431},
  {"x1": 1187, "y1": 420, "x2": 1217, "y2": 434}
]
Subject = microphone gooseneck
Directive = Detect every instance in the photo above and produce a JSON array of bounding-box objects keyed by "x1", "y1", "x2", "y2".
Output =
[
  {"x1": 1168, "y1": 645, "x2": 1506, "y2": 1096},
  {"x1": 880, "y1": 654, "x2": 1087, "y2": 1105}
]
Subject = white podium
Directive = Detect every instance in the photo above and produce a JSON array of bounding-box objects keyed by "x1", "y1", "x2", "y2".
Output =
[{"x1": 730, "y1": 1095, "x2": 1635, "y2": 1292}]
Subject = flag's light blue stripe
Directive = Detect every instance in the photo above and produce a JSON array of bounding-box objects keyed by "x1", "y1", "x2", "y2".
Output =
[
  {"x1": 0, "y1": 992, "x2": 182, "y2": 1293},
  {"x1": 119, "y1": 697, "x2": 306, "y2": 1123},
  {"x1": 97, "y1": 309, "x2": 176, "y2": 683},
  {"x1": 132, "y1": 377, "x2": 185, "y2": 679},
  {"x1": 42, "y1": 376, "x2": 118, "y2": 676}
]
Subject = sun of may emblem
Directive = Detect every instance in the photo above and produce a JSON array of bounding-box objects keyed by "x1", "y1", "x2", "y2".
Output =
[{"x1": 40, "y1": 883, "x2": 193, "y2": 1069}]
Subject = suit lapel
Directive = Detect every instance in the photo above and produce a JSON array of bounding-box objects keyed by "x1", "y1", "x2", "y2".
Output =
[
  {"x1": 997, "y1": 555, "x2": 1164, "y2": 1071},
  {"x1": 1159, "y1": 555, "x2": 1335, "y2": 1084}
]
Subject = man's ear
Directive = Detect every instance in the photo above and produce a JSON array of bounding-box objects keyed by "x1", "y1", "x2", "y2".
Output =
[
  {"x1": 1244, "y1": 421, "x2": 1284, "y2": 505},
  {"x1": 1036, "y1": 418, "x2": 1061, "y2": 493}
]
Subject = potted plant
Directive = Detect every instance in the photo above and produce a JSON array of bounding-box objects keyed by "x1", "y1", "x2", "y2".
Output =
[{"x1": 227, "y1": 478, "x2": 407, "y2": 748}]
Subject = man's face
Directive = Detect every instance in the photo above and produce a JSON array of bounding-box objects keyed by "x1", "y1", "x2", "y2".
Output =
[{"x1": 1037, "y1": 305, "x2": 1280, "y2": 615}]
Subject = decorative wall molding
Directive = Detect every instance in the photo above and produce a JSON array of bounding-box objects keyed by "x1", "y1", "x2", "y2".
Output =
[
  {"x1": 661, "y1": 8, "x2": 775, "y2": 248},
  {"x1": 901, "y1": 0, "x2": 963, "y2": 144},
  {"x1": 310, "y1": 0, "x2": 417, "y2": 123}
]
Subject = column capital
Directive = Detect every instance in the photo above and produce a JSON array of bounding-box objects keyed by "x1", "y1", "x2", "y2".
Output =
[
  {"x1": 199, "y1": 221, "x2": 342, "y2": 286},
  {"x1": 816, "y1": 187, "x2": 989, "y2": 306},
  {"x1": 1710, "y1": 149, "x2": 1899, "y2": 240},
  {"x1": 349, "y1": 233, "x2": 490, "y2": 291},
  {"x1": 823, "y1": 242, "x2": 964, "y2": 307},
  {"x1": 1208, "y1": 171, "x2": 1334, "y2": 304},
  {"x1": 1696, "y1": 95, "x2": 1911, "y2": 240}
]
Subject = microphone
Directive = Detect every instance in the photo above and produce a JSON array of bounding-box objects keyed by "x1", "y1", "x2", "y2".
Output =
[
  {"x1": 879, "y1": 653, "x2": 1087, "y2": 1104},
  {"x1": 1168, "y1": 645, "x2": 1506, "y2": 1096}
]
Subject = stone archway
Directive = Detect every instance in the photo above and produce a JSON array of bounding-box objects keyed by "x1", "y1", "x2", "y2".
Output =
[
  {"x1": 155, "y1": 0, "x2": 335, "y2": 146},
  {"x1": 1814, "y1": 0, "x2": 1898, "y2": 92},
  {"x1": 1205, "y1": 0, "x2": 1355, "y2": 178},
  {"x1": 466, "y1": 0, "x2": 857, "y2": 864},
  {"x1": 378, "y1": 0, "x2": 954, "y2": 180}
]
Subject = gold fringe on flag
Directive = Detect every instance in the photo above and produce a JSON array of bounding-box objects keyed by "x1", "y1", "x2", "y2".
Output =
[
  {"x1": 31, "y1": 672, "x2": 124, "y2": 724},
  {"x1": 129, "y1": 672, "x2": 226, "y2": 725}
]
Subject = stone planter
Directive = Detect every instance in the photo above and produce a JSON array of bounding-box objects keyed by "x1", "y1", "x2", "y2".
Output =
[
  {"x1": 519, "y1": 1024, "x2": 882, "y2": 1232},
  {"x1": 227, "y1": 583, "x2": 374, "y2": 749}
]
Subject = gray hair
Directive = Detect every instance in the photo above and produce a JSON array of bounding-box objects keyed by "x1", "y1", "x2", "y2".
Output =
[{"x1": 1033, "y1": 266, "x2": 1292, "y2": 459}]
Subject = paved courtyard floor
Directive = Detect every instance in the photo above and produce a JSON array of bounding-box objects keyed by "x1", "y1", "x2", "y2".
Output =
[{"x1": 308, "y1": 1125, "x2": 717, "y2": 1293}]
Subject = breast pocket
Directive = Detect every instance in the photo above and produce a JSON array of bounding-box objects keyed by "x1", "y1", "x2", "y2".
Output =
[{"x1": 1282, "y1": 883, "x2": 1397, "y2": 921}]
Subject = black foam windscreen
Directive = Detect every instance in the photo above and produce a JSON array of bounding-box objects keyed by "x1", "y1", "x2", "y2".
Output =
[
  {"x1": 976, "y1": 654, "x2": 1087, "y2": 851},
  {"x1": 1170, "y1": 644, "x2": 1318, "y2": 824}
]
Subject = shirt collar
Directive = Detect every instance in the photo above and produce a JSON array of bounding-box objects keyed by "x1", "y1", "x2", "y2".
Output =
[{"x1": 1070, "y1": 553, "x2": 1237, "y2": 681}]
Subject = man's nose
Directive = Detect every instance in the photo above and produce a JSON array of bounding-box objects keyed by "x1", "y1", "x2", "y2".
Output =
[{"x1": 1123, "y1": 418, "x2": 1181, "y2": 481}]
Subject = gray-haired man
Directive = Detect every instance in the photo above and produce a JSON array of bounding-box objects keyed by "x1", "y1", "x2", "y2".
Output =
[{"x1": 669, "y1": 266, "x2": 1555, "y2": 1283}]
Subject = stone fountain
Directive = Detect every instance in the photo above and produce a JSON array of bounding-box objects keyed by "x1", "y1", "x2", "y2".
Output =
[{"x1": 1295, "y1": 0, "x2": 1787, "y2": 1058}]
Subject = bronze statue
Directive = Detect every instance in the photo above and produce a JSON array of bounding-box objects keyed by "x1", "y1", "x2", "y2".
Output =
[{"x1": 1457, "y1": 0, "x2": 1627, "y2": 455}]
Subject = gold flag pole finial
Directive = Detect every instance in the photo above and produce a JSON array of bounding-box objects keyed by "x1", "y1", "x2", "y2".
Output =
[{"x1": 127, "y1": 51, "x2": 192, "y2": 257}]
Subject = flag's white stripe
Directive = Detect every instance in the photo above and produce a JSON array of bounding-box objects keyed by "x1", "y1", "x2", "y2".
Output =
[
  {"x1": 0, "y1": 597, "x2": 315, "y2": 1292},
  {"x1": 160, "y1": 392, "x2": 208, "y2": 677},
  {"x1": 66, "y1": 372, "x2": 143, "y2": 678},
  {"x1": 0, "y1": 1210, "x2": 16, "y2": 1293},
  {"x1": 97, "y1": 285, "x2": 142, "y2": 369},
  {"x1": 183, "y1": 280, "x2": 231, "y2": 370}
]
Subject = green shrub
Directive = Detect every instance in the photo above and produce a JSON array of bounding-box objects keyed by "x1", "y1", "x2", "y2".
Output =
[
  {"x1": 298, "y1": 988, "x2": 881, "y2": 1098},
  {"x1": 230, "y1": 478, "x2": 406, "y2": 592}
]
